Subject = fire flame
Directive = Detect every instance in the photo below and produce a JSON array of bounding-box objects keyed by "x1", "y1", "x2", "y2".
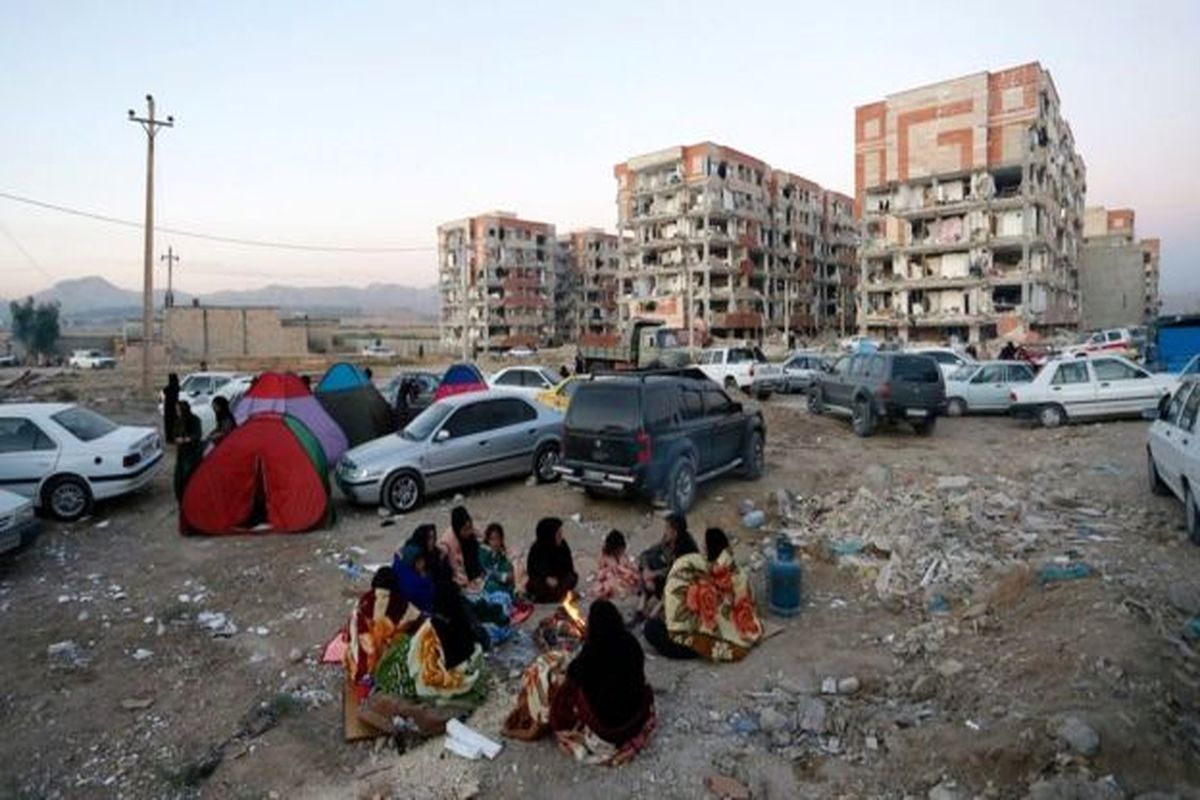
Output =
[{"x1": 561, "y1": 591, "x2": 586, "y2": 632}]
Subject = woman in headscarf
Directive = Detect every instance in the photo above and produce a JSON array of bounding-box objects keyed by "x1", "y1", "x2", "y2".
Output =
[
  {"x1": 345, "y1": 565, "x2": 421, "y2": 696},
  {"x1": 650, "y1": 527, "x2": 764, "y2": 662},
  {"x1": 392, "y1": 524, "x2": 438, "y2": 614},
  {"x1": 173, "y1": 400, "x2": 203, "y2": 501},
  {"x1": 505, "y1": 600, "x2": 655, "y2": 766},
  {"x1": 162, "y1": 373, "x2": 180, "y2": 444},
  {"x1": 207, "y1": 395, "x2": 237, "y2": 446},
  {"x1": 636, "y1": 512, "x2": 696, "y2": 617},
  {"x1": 438, "y1": 506, "x2": 512, "y2": 641},
  {"x1": 525, "y1": 517, "x2": 578, "y2": 603}
]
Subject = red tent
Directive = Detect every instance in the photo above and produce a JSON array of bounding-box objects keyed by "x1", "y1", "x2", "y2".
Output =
[{"x1": 181, "y1": 414, "x2": 330, "y2": 535}]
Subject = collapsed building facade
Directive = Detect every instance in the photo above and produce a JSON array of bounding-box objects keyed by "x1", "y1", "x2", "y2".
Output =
[
  {"x1": 438, "y1": 211, "x2": 556, "y2": 351},
  {"x1": 855, "y1": 62, "x2": 1087, "y2": 344},
  {"x1": 557, "y1": 228, "x2": 622, "y2": 341},
  {"x1": 613, "y1": 142, "x2": 857, "y2": 343},
  {"x1": 1079, "y1": 206, "x2": 1161, "y2": 329}
]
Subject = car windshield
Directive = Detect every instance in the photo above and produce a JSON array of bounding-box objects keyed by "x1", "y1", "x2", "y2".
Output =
[
  {"x1": 51, "y1": 406, "x2": 119, "y2": 442},
  {"x1": 537, "y1": 368, "x2": 560, "y2": 385},
  {"x1": 893, "y1": 356, "x2": 941, "y2": 383},
  {"x1": 401, "y1": 403, "x2": 453, "y2": 441},
  {"x1": 567, "y1": 384, "x2": 640, "y2": 432}
]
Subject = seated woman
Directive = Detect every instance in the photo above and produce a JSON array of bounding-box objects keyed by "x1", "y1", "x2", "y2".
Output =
[
  {"x1": 646, "y1": 528, "x2": 763, "y2": 662},
  {"x1": 392, "y1": 525, "x2": 438, "y2": 614},
  {"x1": 525, "y1": 517, "x2": 578, "y2": 603},
  {"x1": 439, "y1": 506, "x2": 512, "y2": 642},
  {"x1": 637, "y1": 513, "x2": 696, "y2": 617},
  {"x1": 505, "y1": 600, "x2": 655, "y2": 766},
  {"x1": 589, "y1": 530, "x2": 640, "y2": 601},
  {"x1": 345, "y1": 565, "x2": 422, "y2": 698}
]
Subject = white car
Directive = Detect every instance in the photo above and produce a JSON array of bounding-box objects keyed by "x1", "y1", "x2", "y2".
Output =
[
  {"x1": 361, "y1": 344, "x2": 397, "y2": 359},
  {"x1": 160, "y1": 372, "x2": 253, "y2": 437},
  {"x1": 696, "y1": 346, "x2": 783, "y2": 398},
  {"x1": 68, "y1": 350, "x2": 116, "y2": 370},
  {"x1": 1147, "y1": 376, "x2": 1200, "y2": 543},
  {"x1": 0, "y1": 403, "x2": 163, "y2": 521},
  {"x1": 779, "y1": 352, "x2": 830, "y2": 394},
  {"x1": 908, "y1": 347, "x2": 976, "y2": 381},
  {"x1": 1063, "y1": 328, "x2": 1137, "y2": 359},
  {"x1": 488, "y1": 366, "x2": 561, "y2": 399},
  {"x1": 0, "y1": 488, "x2": 39, "y2": 554},
  {"x1": 944, "y1": 360, "x2": 1036, "y2": 416},
  {"x1": 0, "y1": 355, "x2": 19, "y2": 368},
  {"x1": 1010, "y1": 355, "x2": 1177, "y2": 428},
  {"x1": 506, "y1": 346, "x2": 536, "y2": 359}
]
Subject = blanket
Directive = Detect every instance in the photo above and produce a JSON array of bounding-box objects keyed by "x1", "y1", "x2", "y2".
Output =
[
  {"x1": 373, "y1": 619, "x2": 489, "y2": 706},
  {"x1": 663, "y1": 551, "x2": 763, "y2": 662}
]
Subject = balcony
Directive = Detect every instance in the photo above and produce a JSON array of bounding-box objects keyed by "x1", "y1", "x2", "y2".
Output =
[{"x1": 712, "y1": 312, "x2": 763, "y2": 330}]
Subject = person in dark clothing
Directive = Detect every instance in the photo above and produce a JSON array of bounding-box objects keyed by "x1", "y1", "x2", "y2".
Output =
[
  {"x1": 525, "y1": 516, "x2": 578, "y2": 602},
  {"x1": 965, "y1": 344, "x2": 979, "y2": 360},
  {"x1": 207, "y1": 395, "x2": 237, "y2": 447},
  {"x1": 637, "y1": 512, "x2": 697, "y2": 616},
  {"x1": 173, "y1": 400, "x2": 203, "y2": 501},
  {"x1": 705, "y1": 527, "x2": 730, "y2": 562},
  {"x1": 430, "y1": 569, "x2": 477, "y2": 670},
  {"x1": 162, "y1": 373, "x2": 180, "y2": 444},
  {"x1": 551, "y1": 600, "x2": 654, "y2": 746},
  {"x1": 393, "y1": 524, "x2": 438, "y2": 613},
  {"x1": 999, "y1": 341, "x2": 1016, "y2": 361},
  {"x1": 559, "y1": 364, "x2": 570, "y2": 380}
]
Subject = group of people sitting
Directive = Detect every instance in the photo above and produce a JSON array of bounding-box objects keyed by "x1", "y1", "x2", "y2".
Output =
[{"x1": 344, "y1": 505, "x2": 765, "y2": 766}]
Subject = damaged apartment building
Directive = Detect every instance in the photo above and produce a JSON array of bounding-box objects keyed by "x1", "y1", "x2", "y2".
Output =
[
  {"x1": 855, "y1": 62, "x2": 1087, "y2": 345},
  {"x1": 613, "y1": 142, "x2": 857, "y2": 343},
  {"x1": 438, "y1": 211, "x2": 556, "y2": 351},
  {"x1": 556, "y1": 228, "x2": 622, "y2": 341},
  {"x1": 1079, "y1": 206, "x2": 1161, "y2": 329}
]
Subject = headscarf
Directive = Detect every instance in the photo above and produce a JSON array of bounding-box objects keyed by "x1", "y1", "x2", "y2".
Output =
[
  {"x1": 431, "y1": 571, "x2": 475, "y2": 670},
  {"x1": 450, "y1": 506, "x2": 482, "y2": 580},
  {"x1": 393, "y1": 524, "x2": 437, "y2": 613},
  {"x1": 527, "y1": 517, "x2": 573, "y2": 583},
  {"x1": 568, "y1": 600, "x2": 647, "y2": 729},
  {"x1": 704, "y1": 528, "x2": 730, "y2": 563}
]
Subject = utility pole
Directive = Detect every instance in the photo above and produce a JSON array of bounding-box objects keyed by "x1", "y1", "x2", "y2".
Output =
[
  {"x1": 160, "y1": 247, "x2": 180, "y2": 308},
  {"x1": 128, "y1": 95, "x2": 174, "y2": 395}
]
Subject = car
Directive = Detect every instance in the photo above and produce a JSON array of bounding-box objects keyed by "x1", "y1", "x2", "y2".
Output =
[
  {"x1": 840, "y1": 335, "x2": 880, "y2": 353},
  {"x1": 1010, "y1": 355, "x2": 1177, "y2": 428},
  {"x1": 535, "y1": 375, "x2": 586, "y2": 413},
  {"x1": 808, "y1": 352, "x2": 945, "y2": 437},
  {"x1": 68, "y1": 350, "x2": 116, "y2": 369},
  {"x1": 159, "y1": 372, "x2": 254, "y2": 437},
  {"x1": 779, "y1": 352, "x2": 831, "y2": 394},
  {"x1": 507, "y1": 346, "x2": 536, "y2": 359},
  {"x1": 943, "y1": 360, "x2": 1036, "y2": 416},
  {"x1": 0, "y1": 355, "x2": 18, "y2": 368},
  {"x1": 488, "y1": 366, "x2": 561, "y2": 399},
  {"x1": 555, "y1": 369, "x2": 766, "y2": 512},
  {"x1": 1063, "y1": 328, "x2": 1137, "y2": 360},
  {"x1": 361, "y1": 343, "x2": 397, "y2": 359},
  {"x1": 335, "y1": 390, "x2": 563, "y2": 514},
  {"x1": 1147, "y1": 376, "x2": 1200, "y2": 543},
  {"x1": 907, "y1": 347, "x2": 976, "y2": 381},
  {"x1": 383, "y1": 371, "x2": 441, "y2": 427},
  {"x1": 0, "y1": 488, "x2": 39, "y2": 555},
  {"x1": 696, "y1": 345, "x2": 783, "y2": 399},
  {"x1": 0, "y1": 403, "x2": 164, "y2": 521}
]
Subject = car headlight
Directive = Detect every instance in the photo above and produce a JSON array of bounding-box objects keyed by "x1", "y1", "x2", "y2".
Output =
[{"x1": 338, "y1": 460, "x2": 381, "y2": 482}]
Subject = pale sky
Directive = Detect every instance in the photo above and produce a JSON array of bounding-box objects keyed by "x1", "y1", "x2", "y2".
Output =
[{"x1": 1, "y1": 1, "x2": 1197, "y2": 298}]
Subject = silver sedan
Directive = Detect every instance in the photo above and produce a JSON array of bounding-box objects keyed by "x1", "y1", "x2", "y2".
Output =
[{"x1": 335, "y1": 389, "x2": 563, "y2": 514}]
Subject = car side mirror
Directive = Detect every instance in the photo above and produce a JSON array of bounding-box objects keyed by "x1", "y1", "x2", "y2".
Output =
[{"x1": 435, "y1": 429, "x2": 451, "y2": 443}]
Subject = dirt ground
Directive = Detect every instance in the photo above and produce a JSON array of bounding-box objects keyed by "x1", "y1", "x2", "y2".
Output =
[{"x1": 1, "y1": 366, "x2": 1199, "y2": 799}]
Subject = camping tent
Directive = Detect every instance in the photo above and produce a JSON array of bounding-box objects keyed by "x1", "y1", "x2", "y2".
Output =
[
  {"x1": 434, "y1": 363, "x2": 488, "y2": 401},
  {"x1": 315, "y1": 363, "x2": 394, "y2": 446},
  {"x1": 181, "y1": 414, "x2": 331, "y2": 535},
  {"x1": 234, "y1": 371, "x2": 349, "y2": 462}
]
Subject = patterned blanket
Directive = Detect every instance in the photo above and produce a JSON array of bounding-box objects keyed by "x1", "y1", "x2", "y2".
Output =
[
  {"x1": 373, "y1": 619, "x2": 488, "y2": 707},
  {"x1": 663, "y1": 551, "x2": 763, "y2": 662}
]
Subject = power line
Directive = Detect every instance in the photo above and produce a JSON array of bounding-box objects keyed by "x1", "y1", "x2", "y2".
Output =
[
  {"x1": 0, "y1": 189, "x2": 437, "y2": 254},
  {"x1": 0, "y1": 219, "x2": 57, "y2": 286}
]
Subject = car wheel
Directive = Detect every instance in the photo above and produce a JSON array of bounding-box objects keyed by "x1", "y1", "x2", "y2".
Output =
[
  {"x1": 946, "y1": 397, "x2": 966, "y2": 417},
  {"x1": 739, "y1": 430, "x2": 765, "y2": 479},
  {"x1": 667, "y1": 457, "x2": 697, "y2": 513},
  {"x1": 43, "y1": 475, "x2": 93, "y2": 522},
  {"x1": 912, "y1": 417, "x2": 937, "y2": 436},
  {"x1": 808, "y1": 388, "x2": 824, "y2": 415},
  {"x1": 852, "y1": 398, "x2": 874, "y2": 437},
  {"x1": 755, "y1": 389, "x2": 772, "y2": 401},
  {"x1": 1148, "y1": 451, "x2": 1171, "y2": 497},
  {"x1": 533, "y1": 443, "x2": 561, "y2": 484},
  {"x1": 382, "y1": 471, "x2": 423, "y2": 514},
  {"x1": 1038, "y1": 404, "x2": 1065, "y2": 429},
  {"x1": 1187, "y1": 484, "x2": 1200, "y2": 545},
  {"x1": 724, "y1": 377, "x2": 738, "y2": 393}
]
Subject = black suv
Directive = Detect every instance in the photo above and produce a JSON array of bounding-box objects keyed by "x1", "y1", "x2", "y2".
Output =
[
  {"x1": 557, "y1": 370, "x2": 766, "y2": 512},
  {"x1": 808, "y1": 352, "x2": 944, "y2": 436}
]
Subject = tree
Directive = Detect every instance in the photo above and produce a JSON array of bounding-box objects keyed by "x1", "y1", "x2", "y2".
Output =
[{"x1": 9, "y1": 297, "x2": 61, "y2": 355}]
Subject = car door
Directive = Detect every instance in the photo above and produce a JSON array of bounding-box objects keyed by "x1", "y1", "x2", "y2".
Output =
[
  {"x1": 703, "y1": 386, "x2": 742, "y2": 470},
  {"x1": 422, "y1": 400, "x2": 497, "y2": 493},
  {"x1": 493, "y1": 370, "x2": 523, "y2": 390},
  {"x1": 0, "y1": 416, "x2": 60, "y2": 499},
  {"x1": 483, "y1": 397, "x2": 541, "y2": 478},
  {"x1": 1003, "y1": 364, "x2": 1035, "y2": 409},
  {"x1": 1152, "y1": 384, "x2": 1194, "y2": 494},
  {"x1": 1090, "y1": 358, "x2": 1149, "y2": 415},
  {"x1": 1047, "y1": 361, "x2": 1096, "y2": 418},
  {"x1": 968, "y1": 364, "x2": 1009, "y2": 410},
  {"x1": 678, "y1": 382, "x2": 711, "y2": 470},
  {"x1": 1168, "y1": 389, "x2": 1200, "y2": 494},
  {"x1": 824, "y1": 356, "x2": 856, "y2": 409}
]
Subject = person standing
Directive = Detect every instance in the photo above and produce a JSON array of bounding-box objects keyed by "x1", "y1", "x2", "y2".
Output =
[
  {"x1": 206, "y1": 395, "x2": 237, "y2": 448},
  {"x1": 162, "y1": 373, "x2": 180, "y2": 444},
  {"x1": 173, "y1": 400, "x2": 203, "y2": 501}
]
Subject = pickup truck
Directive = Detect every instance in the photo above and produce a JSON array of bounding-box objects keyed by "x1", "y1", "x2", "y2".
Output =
[
  {"x1": 696, "y1": 346, "x2": 783, "y2": 399},
  {"x1": 68, "y1": 350, "x2": 116, "y2": 369},
  {"x1": 577, "y1": 319, "x2": 689, "y2": 372}
]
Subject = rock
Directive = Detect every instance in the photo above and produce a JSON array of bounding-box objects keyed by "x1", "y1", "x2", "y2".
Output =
[
  {"x1": 821, "y1": 676, "x2": 838, "y2": 695},
  {"x1": 910, "y1": 674, "x2": 937, "y2": 701},
  {"x1": 742, "y1": 510, "x2": 766, "y2": 529},
  {"x1": 865, "y1": 734, "x2": 880, "y2": 751},
  {"x1": 737, "y1": 499, "x2": 757, "y2": 516},
  {"x1": 1050, "y1": 714, "x2": 1100, "y2": 757},
  {"x1": 121, "y1": 697, "x2": 154, "y2": 711},
  {"x1": 770, "y1": 729, "x2": 793, "y2": 748},
  {"x1": 1168, "y1": 581, "x2": 1200, "y2": 616},
  {"x1": 936, "y1": 659, "x2": 965, "y2": 679},
  {"x1": 454, "y1": 779, "x2": 481, "y2": 800},
  {"x1": 797, "y1": 698, "x2": 828, "y2": 733},
  {"x1": 705, "y1": 774, "x2": 751, "y2": 800},
  {"x1": 837, "y1": 676, "x2": 861, "y2": 695},
  {"x1": 288, "y1": 648, "x2": 304, "y2": 664},
  {"x1": 928, "y1": 780, "x2": 965, "y2": 800},
  {"x1": 47, "y1": 640, "x2": 89, "y2": 668},
  {"x1": 937, "y1": 475, "x2": 971, "y2": 492},
  {"x1": 758, "y1": 706, "x2": 790, "y2": 733},
  {"x1": 131, "y1": 648, "x2": 154, "y2": 661},
  {"x1": 864, "y1": 464, "x2": 893, "y2": 492},
  {"x1": 1028, "y1": 776, "x2": 1123, "y2": 800}
]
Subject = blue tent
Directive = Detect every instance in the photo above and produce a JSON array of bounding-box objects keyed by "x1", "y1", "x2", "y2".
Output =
[
  {"x1": 315, "y1": 363, "x2": 394, "y2": 446},
  {"x1": 317, "y1": 362, "x2": 371, "y2": 393},
  {"x1": 435, "y1": 363, "x2": 488, "y2": 401}
]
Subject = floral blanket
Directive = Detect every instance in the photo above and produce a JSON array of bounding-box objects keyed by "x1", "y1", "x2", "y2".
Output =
[
  {"x1": 345, "y1": 587, "x2": 421, "y2": 693},
  {"x1": 589, "y1": 553, "x2": 640, "y2": 601},
  {"x1": 663, "y1": 551, "x2": 763, "y2": 662},
  {"x1": 373, "y1": 619, "x2": 488, "y2": 707}
]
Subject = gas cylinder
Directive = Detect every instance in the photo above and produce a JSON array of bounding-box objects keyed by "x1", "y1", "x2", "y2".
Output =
[{"x1": 768, "y1": 535, "x2": 802, "y2": 616}]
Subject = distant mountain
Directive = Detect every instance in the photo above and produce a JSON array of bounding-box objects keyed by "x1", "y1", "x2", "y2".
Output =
[{"x1": 5, "y1": 276, "x2": 437, "y2": 322}]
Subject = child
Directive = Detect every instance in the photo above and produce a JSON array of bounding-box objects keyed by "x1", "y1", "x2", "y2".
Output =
[
  {"x1": 589, "y1": 529, "x2": 640, "y2": 601},
  {"x1": 479, "y1": 522, "x2": 516, "y2": 597}
]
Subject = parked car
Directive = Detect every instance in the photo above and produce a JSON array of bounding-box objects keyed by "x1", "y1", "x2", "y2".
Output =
[
  {"x1": 1063, "y1": 328, "x2": 1137, "y2": 360},
  {"x1": 1010, "y1": 356, "x2": 1177, "y2": 428},
  {"x1": 335, "y1": 390, "x2": 563, "y2": 514},
  {"x1": 159, "y1": 372, "x2": 254, "y2": 437},
  {"x1": 361, "y1": 343, "x2": 397, "y2": 359},
  {"x1": 808, "y1": 352, "x2": 945, "y2": 437},
  {"x1": 383, "y1": 371, "x2": 440, "y2": 427},
  {"x1": 1147, "y1": 376, "x2": 1200, "y2": 543},
  {"x1": 535, "y1": 375, "x2": 586, "y2": 413},
  {"x1": 944, "y1": 360, "x2": 1036, "y2": 416},
  {"x1": 506, "y1": 346, "x2": 536, "y2": 359},
  {"x1": 488, "y1": 366, "x2": 561, "y2": 399},
  {"x1": 839, "y1": 335, "x2": 878, "y2": 353},
  {"x1": 908, "y1": 347, "x2": 976, "y2": 381},
  {"x1": 68, "y1": 350, "x2": 116, "y2": 370},
  {"x1": 696, "y1": 346, "x2": 783, "y2": 398},
  {"x1": 0, "y1": 355, "x2": 19, "y2": 368},
  {"x1": 556, "y1": 369, "x2": 765, "y2": 512},
  {"x1": 0, "y1": 488, "x2": 39, "y2": 555},
  {"x1": 779, "y1": 352, "x2": 831, "y2": 394},
  {"x1": 0, "y1": 403, "x2": 163, "y2": 521}
]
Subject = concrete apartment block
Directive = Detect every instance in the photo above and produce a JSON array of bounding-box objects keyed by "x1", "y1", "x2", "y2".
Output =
[
  {"x1": 559, "y1": 228, "x2": 622, "y2": 339},
  {"x1": 614, "y1": 142, "x2": 856, "y2": 343},
  {"x1": 438, "y1": 211, "x2": 556, "y2": 351},
  {"x1": 856, "y1": 62, "x2": 1087, "y2": 345},
  {"x1": 1079, "y1": 206, "x2": 1162, "y2": 329}
]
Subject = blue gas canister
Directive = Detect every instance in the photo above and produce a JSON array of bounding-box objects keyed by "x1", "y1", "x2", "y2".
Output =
[{"x1": 768, "y1": 535, "x2": 802, "y2": 616}]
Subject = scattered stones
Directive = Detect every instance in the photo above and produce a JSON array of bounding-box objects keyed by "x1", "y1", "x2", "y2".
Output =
[
  {"x1": 936, "y1": 475, "x2": 972, "y2": 492},
  {"x1": 47, "y1": 640, "x2": 90, "y2": 669},
  {"x1": 757, "y1": 706, "x2": 790, "y2": 733},
  {"x1": 705, "y1": 774, "x2": 751, "y2": 800},
  {"x1": 821, "y1": 676, "x2": 838, "y2": 695},
  {"x1": 121, "y1": 697, "x2": 154, "y2": 711},
  {"x1": 928, "y1": 779, "x2": 966, "y2": 800},
  {"x1": 936, "y1": 659, "x2": 965, "y2": 679},
  {"x1": 837, "y1": 676, "x2": 861, "y2": 695},
  {"x1": 1168, "y1": 581, "x2": 1200, "y2": 617},
  {"x1": 797, "y1": 697, "x2": 829, "y2": 734},
  {"x1": 1027, "y1": 776, "x2": 1122, "y2": 800},
  {"x1": 196, "y1": 611, "x2": 238, "y2": 638},
  {"x1": 131, "y1": 648, "x2": 154, "y2": 661},
  {"x1": 288, "y1": 648, "x2": 304, "y2": 664},
  {"x1": 1050, "y1": 714, "x2": 1100, "y2": 757},
  {"x1": 909, "y1": 674, "x2": 938, "y2": 701}
]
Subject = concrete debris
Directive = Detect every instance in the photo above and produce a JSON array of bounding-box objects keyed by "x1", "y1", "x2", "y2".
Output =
[
  {"x1": 936, "y1": 659, "x2": 965, "y2": 679},
  {"x1": 1167, "y1": 581, "x2": 1200, "y2": 617},
  {"x1": 796, "y1": 697, "x2": 829, "y2": 733},
  {"x1": 821, "y1": 677, "x2": 838, "y2": 695},
  {"x1": 47, "y1": 640, "x2": 90, "y2": 669},
  {"x1": 705, "y1": 774, "x2": 751, "y2": 800},
  {"x1": 1050, "y1": 714, "x2": 1100, "y2": 757},
  {"x1": 196, "y1": 611, "x2": 238, "y2": 638},
  {"x1": 928, "y1": 779, "x2": 966, "y2": 800},
  {"x1": 837, "y1": 676, "x2": 861, "y2": 695},
  {"x1": 131, "y1": 648, "x2": 154, "y2": 661},
  {"x1": 1026, "y1": 775, "x2": 1123, "y2": 800},
  {"x1": 937, "y1": 476, "x2": 972, "y2": 492},
  {"x1": 120, "y1": 697, "x2": 154, "y2": 711}
]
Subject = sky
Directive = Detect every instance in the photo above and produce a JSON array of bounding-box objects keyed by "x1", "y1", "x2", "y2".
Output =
[{"x1": 0, "y1": 0, "x2": 1197, "y2": 299}]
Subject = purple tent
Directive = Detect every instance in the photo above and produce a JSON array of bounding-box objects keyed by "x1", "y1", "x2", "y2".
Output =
[{"x1": 232, "y1": 372, "x2": 349, "y2": 464}]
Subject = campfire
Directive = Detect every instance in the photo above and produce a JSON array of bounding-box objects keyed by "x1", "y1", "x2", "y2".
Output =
[
  {"x1": 532, "y1": 592, "x2": 587, "y2": 654},
  {"x1": 561, "y1": 591, "x2": 586, "y2": 634}
]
